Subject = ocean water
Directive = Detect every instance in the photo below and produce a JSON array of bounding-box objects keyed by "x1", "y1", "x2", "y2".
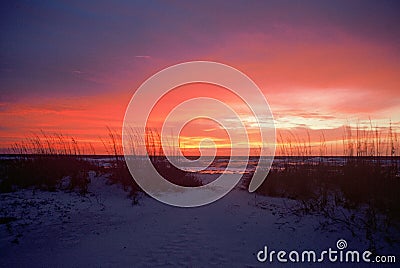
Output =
[{"x1": 176, "y1": 156, "x2": 400, "y2": 175}]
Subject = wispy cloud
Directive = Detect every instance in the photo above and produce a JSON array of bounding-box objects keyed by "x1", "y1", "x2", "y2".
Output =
[{"x1": 135, "y1": 55, "x2": 151, "y2": 59}]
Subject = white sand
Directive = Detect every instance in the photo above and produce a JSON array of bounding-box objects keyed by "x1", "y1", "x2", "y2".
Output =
[{"x1": 0, "y1": 174, "x2": 398, "y2": 267}]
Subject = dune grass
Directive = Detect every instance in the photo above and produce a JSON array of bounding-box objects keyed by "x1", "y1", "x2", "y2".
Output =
[
  {"x1": 1, "y1": 133, "x2": 96, "y2": 194},
  {"x1": 1, "y1": 124, "x2": 399, "y2": 208},
  {"x1": 250, "y1": 124, "x2": 400, "y2": 249}
]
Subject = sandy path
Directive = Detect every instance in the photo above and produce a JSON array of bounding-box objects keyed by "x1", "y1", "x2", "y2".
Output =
[{"x1": 0, "y1": 175, "x2": 392, "y2": 267}]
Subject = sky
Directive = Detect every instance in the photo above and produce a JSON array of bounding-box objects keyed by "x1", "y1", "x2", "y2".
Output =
[{"x1": 1, "y1": 0, "x2": 400, "y2": 155}]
